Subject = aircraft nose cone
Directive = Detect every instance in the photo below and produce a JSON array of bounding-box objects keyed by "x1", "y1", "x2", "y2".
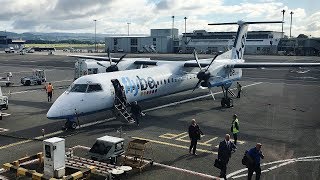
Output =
[{"x1": 47, "y1": 104, "x2": 60, "y2": 119}]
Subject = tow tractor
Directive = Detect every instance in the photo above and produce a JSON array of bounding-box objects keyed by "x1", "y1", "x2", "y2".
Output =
[
  {"x1": 0, "y1": 72, "x2": 13, "y2": 87},
  {"x1": 21, "y1": 69, "x2": 46, "y2": 86},
  {"x1": 0, "y1": 86, "x2": 8, "y2": 110},
  {"x1": 88, "y1": 135, "x2": 125, "y2": 164}
]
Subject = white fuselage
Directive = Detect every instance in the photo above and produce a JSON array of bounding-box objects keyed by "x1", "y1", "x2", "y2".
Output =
[{"x1": 47, "y1": 59, "x2": 242, "y2": 119}]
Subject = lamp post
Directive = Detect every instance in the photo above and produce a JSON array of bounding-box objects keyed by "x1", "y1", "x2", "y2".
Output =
[
  {"x1": 171, "y1": 15, "x2": 175, "y2": 53},
  {"x1": 127, "y1": 22, "x2": 131, "y2": 36},
  {"x1": 281, "y1": 9, "x2": 285, "y2": 38},
  {"x1": 184, "y1": 17, "x2": 187, "y2": 44},
  {"x1": 94, "y1": 19, "x2": 97, "y2": 52},
  {"x1": 290, "y1": 11, "x2": 294, "y2": 38}
]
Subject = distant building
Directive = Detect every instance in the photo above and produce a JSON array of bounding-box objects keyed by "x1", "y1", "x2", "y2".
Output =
[
  {"x1": 181, "y1": 30, "x2": 283, "y2": 55},
  {"x1": 0, "y1": 35, "x2": 25, "y2": 51},
  {"x1": 105, "y1": 29, "x2": 179, "y2": 53},
  {"x1": 278, "y1": 38, "x2": 320, "y2": 56}
]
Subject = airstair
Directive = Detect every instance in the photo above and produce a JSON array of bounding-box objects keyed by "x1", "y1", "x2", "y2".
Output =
[
  {"x1": 227, "y1": 89, "x2": 236, "y2": 97},
  {"x1": 114, "y1": 96, "x2": 135, "y2": 124}
]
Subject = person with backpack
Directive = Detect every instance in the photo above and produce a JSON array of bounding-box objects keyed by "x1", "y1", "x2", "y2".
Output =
[{"x1": 246, "y1": 143, "x2": 264, "y2": 180}]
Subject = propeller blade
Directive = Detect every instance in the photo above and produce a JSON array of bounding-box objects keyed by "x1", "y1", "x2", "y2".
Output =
[
  {"x1": 192, "y1": 80, "x2": 202, "y2": 92},
  {"x1": 115, "y1": 54, "x2": 127, "y2": 66},
  {"x1": 107, "y1": 48, "x2": 112, "y2": 65},
  {"x1": 193, "y1": 49, "x2": 202, "y2": 69},
  {"x1": 208, "y1": 88, "x2": 215, "y2": 100},
  {"x1": 205, "y1": 54, "x2": 219, "y2": 72},
  {"x1": 97, "y1": 62, "x2": 108, "y2": 68}
]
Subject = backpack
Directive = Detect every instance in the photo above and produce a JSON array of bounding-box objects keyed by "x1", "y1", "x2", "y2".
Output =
[{"x1": 242, "y1": 150, "x2": 249, "y2": 166}]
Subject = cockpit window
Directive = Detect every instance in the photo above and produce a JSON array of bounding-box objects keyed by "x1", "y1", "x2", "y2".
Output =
[
  {"x1": 70, "y1": 84, "x2": 88, "y2": 92},
  {"x1": 87, "y1": 84, "x2": 102, "y2": 92}
]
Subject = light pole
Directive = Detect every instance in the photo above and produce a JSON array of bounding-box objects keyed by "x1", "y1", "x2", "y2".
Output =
[
  {"x1": 171, "y1": 15, "x2": 175, "y2": 53},
  {"x1": 94, "y1": 19, "x2": 97, "y2": 52},
  {"x1": 290, "y1": 11, "x2": 294, "y2": 38},
  {"x1": 127, "y1": 22, "x2": 131, "y2": 36},
  {"x1": 281, "y1": 9, "x2": 285, "y2": 38}
]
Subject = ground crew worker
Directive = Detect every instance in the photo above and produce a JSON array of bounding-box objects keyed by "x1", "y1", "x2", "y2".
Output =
[
  {"x1": 130, "y1": 101, "x2": 145, "y2": 126},
  {"x1": 236, "y1": 82, "x2": 242, "y2": 98},
  {"x1": 46, "y1": 83, "x2": 54, "y2": 102},
  {"x1": 231, "y1": 114, "x2": 239, "y2": 145},
  {"x1": 247, "y1": 143, "x2": 264, "y2": 180}
]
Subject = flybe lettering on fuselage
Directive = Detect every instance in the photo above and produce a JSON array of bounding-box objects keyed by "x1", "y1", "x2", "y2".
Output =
[{"x1": 121, "y1": 76, "x2": 157, "y2": 96}]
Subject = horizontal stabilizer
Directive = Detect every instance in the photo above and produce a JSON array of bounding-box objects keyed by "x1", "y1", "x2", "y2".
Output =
[{"x1": 208, "y1": 21, "x2": 283, "y2": 25}]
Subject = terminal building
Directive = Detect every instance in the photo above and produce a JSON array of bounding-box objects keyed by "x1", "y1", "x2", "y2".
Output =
[
  {"x1": 105, "y1": 29, "x2": 179, "y2": 53},
  {"x1": 181, "y1": 30, "x2": 283, "y2": 55},
  {"x1": 278, "y1": 38, "x2": 320, "y2": 56},
  {"x1": 0, "y1": 35, "x2": 25, "y2": 51}
]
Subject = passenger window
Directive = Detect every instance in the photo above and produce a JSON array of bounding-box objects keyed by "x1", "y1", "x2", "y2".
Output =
[
  {"x1": 168, "y1": 79, "x2": 170, "y2": 83},
  {"x1": 164, "y1": 80, "x2": 166, "y2": 84},
  {"x1": 160, "y1": 80, "x2": 162, "y2": 85},
  {"x1": 87, "y1": 84, "x2": 102, "y2": 92},
  {"x1": 157, "y1": 81, "x2": 159, "y2": 85}
]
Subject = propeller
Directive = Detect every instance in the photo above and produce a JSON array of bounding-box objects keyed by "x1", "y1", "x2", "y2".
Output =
[
  {"x1": 96, "y1": 48, "x2": 127, "y2": 72},
  {"x1": 192, "y1": 51, "x2": 220, "y2": 92}
]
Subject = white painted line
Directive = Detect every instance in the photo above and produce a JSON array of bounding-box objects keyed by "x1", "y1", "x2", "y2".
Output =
[
  {"x1": 0, "y1": 128, "x2": 9, "y2": 132},
  {"x1": 0, "y1": 113, "x2": 11, "y2": 117},
  {"x1": 145, "y1": 82, "x2": 263, "y2": 112},
  {"x1": 228, "y1": 155, "x2": 320, "y2": 179}
]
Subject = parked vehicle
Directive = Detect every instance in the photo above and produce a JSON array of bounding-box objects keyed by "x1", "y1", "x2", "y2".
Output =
[
  {"x1": 21, "y1": 69, "x2": 46, "y2": 86},
  {"x1": 0, "y1": 86, "x2": 8, "y2": 110},
  {"x1": 4, "y1": 47, "x2": 14, "y2": 53}
]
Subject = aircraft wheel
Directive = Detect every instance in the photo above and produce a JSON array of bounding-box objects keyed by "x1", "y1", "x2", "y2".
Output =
[
  {"x1": 71, "y1": 122, "x2": 77, "y2": 129},
  {"x1": 221, "y1": 98, "x2": 226, "y2": 107}
]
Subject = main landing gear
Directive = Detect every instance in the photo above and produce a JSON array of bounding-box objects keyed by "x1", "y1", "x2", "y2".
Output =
[
  {"x1": 221, "y1": 86, "x2": 233, "y2": 108},
  {"x1": 63, "y1": 119, "x2": 78, "y2": 130}
]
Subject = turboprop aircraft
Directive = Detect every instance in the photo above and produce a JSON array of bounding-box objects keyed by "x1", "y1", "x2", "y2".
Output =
[{"x1": 47, "y1": 21, "x2": 320, "y2": 128}]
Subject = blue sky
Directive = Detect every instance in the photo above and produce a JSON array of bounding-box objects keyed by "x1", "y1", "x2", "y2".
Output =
[{"x1": 0, "y1": 0, "x2": 319, "y2": 37}]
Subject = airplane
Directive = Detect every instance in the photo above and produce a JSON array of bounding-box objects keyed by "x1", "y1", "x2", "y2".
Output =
[{"x1": 47, "y1": 21, "x2": 320, "y2": 129}]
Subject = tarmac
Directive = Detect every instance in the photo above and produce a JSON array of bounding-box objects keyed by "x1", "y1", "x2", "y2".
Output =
[{"x1": 0, "y1": 52, "x2": 319, "y2": 180}]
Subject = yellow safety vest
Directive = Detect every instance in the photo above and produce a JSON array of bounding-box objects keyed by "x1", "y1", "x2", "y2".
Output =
[{"x1": 232, "y1": 118, "x2": 239, "y2": 134}]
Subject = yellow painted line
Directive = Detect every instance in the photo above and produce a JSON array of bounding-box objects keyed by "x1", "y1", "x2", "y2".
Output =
[
  {"x1": 198, "y1": 137, "x2": 218, "y2": 147},
  {"x1": 0, "y1": 140, "x2": 32, "y2": 150},
  {"x1": 159, "y1": 132, "x2": 187, "y2": 139},
  {"x1": 175, "y1": 134, "x2": 190, "y2": 143},
  {"x1": 132, "y1": 136, "x2": 217, "y2": 154}
]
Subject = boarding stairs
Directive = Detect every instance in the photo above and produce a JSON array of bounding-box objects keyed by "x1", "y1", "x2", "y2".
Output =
[
  {"x1": 228, "y1": 89, "x2": 236, "y2": 97},
  {"x1": 114, "y1": 96, "x2": 135, "y2": 124}
]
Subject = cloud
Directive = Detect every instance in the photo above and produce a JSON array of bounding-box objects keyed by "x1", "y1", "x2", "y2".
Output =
[{"x1": 0, "y1": 0, "x2": 319, "y2": 37}]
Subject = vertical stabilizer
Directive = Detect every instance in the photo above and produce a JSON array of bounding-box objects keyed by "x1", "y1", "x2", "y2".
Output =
[{"x1": 208, "y1": 21, "x2": 283, "y2": 60}]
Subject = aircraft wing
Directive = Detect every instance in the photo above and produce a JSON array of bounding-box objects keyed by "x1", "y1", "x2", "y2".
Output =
[
  {"x1": 224, "y1": 62, "x2": 320, "y2": 68},
  {"x1": 69, "y1": 55, "x2": 122, "y2": 62},
  {"x1": 184, "y1": 62, "x2": 320, "y2": 68}
]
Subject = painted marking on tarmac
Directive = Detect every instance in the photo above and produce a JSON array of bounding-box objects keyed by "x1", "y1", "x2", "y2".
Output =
[
  {"x1": 0, "y1": 82, "x2": 261, "y2": 150},
  {"x1": 132, "y1": 136, "x2": 217, "y2": 154},
  {"x1": 0, "y1": 113, "x2": 11, "y2": 117},
  {"x1": 0, "y1": 128, "x2": 9, "y2": 133},
  {"x1": 227, "y1": 155, "x2": 320, "y2": 179},
  {"x1": 145, "y1": 82, "x2": 263, "y2": 112}
]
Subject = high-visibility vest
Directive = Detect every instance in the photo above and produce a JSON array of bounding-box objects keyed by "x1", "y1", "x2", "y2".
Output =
[
  {"x1": 46, "y1": 85, "x2": 53, "y2": 92},
  {"x1": 232, "y1": 118, "x2": 239, "y2": 134}
]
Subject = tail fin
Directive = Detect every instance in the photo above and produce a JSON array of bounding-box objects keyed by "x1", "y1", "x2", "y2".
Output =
[{"x1": 208, "y1": 21, "x2": 283, "y2": 60}]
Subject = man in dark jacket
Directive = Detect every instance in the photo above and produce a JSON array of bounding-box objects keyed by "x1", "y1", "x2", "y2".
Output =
[
  {"x1": 130, "y1": 101, "x2": 144, "y2": 126},
  {"x1": 188, "y1": 119, "x2": 203, "y2": 155},
  {"x1": 247, "y1": 143, "x2": 264, "y2": 180},
  {"x1": 218, "y1": 134, "x2": 237, "y2": 179}
]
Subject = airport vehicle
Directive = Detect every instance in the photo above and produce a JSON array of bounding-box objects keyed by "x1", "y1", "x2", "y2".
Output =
[
  {"x1": 4, "y1": 47, "x2": 14, "y2": 53},
  {"x1": 88, "y1": 135, "x2": 125, "y2": 163},
  {"x1": 47, "y1": 21, "x2": 320, "y2": 126},
  {"x1": 0, "y1": 86, "x2": 8, "y2": 110},
  {"x1": 21, "y1": 69, "x2": 46, "y2": 86},
  {"x1": 0, "y1": 72, "x2": 13, "y2": 87}
]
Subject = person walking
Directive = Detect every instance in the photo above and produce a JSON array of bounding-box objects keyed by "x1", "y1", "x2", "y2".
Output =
[
  {"x1": 46, "y1": 82, "x2": 54, "y2": 102},
  {"x1": 218, "y1": 134, "x2": 237, "y2": 179},
  {"x1": 130, "y1": 101, "x2": 145, "y2": 126},
  {"x1": 236, "y1": 82, "x2": 242, "y2": 98},
  {"x1": 188, "y1": 119, "x2": 203, "y2": 156},
  {"x1": 247, "y1": 143, "x2": 264, "y2": 180},
  {"x1": 231, "y1": 114, "x2": 239, "y2": 145}
]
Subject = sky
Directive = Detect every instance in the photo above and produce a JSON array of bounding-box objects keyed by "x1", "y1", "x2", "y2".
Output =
[{"x1": 0, "y1": 0, "x2": 319, "y2": 37}]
